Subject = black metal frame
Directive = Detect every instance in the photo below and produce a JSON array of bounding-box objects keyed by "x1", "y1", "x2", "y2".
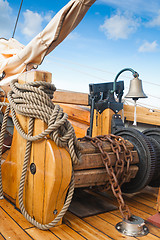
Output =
[{"x1": 88, "y1": 81, "x2": 124, "y2": 136}]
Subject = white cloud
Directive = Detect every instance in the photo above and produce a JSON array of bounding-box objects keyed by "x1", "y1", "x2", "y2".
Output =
[
  {"x1": 22, "y1": 10, "x2": 43, "y2": 38},
  {"x1": 138, "y1": 41, "x2": 158, "y2": 52},
  {"x1": 44, "y1": 11, "x2": 55, "y2": 22},
  {"x1": 98, "y1": 0, "x2": 160, "y2": 16},
  {"x1": 21, "y1": 10, "x2": 55, "y2": 39},
  {"x1": 147, "y1": 10, "x2": 160, "y2": 27},
  {"x1": 0, "y1": 0, "x2": 13, "y2": 38},
  {"x1": 67, "y1": 32, "x2": 80, "y2": 40},
  {"x1": 100, "y1": 12, "x2": 139, "y2": 40}
]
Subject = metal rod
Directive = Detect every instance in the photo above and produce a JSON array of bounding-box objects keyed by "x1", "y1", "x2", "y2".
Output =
[
  {"x1": 89, "y1": 97, "x2": 95, "y2": 137},
  {"x1": 12, "y1": 0, "x2": 23, "y2": 38},
  {"x1": 111, "y1": 68, "x2": 139, "y2": 93}
]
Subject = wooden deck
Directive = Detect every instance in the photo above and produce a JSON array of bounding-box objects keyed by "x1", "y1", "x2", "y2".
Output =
[{"x1": 0, "y1": 187, "x2": 159, "y2": 240}]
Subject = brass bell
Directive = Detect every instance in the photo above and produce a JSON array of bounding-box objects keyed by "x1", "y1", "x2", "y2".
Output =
[{"x1": 125, "y1": 77, "x2": 148, "y2": 100}]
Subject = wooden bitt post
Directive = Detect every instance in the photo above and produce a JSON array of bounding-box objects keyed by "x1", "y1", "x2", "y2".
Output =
[
  {"x1": 1, "y1": 70, "x2": 72, "y2": 225},
  {"x1": 92, "y1": 108, "x2": 115, "y2": 136}
]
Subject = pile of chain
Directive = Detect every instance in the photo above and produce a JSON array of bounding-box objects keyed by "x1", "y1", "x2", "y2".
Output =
[
  {"x1": 79, "y1": 134, "x2": 133, "y2": 220},
  {"x1": 0, "y1": 79, "x2": 81, "y2": 230}
]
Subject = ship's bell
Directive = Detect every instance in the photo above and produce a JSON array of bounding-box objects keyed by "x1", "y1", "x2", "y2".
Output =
[{"x1": 125, "y1": 77, "x2": 147, "y2": 100}]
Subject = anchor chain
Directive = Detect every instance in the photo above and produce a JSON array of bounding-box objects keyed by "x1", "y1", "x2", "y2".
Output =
[{"x1": 80, "y1": 134, "x2": 133, "y2": 220}]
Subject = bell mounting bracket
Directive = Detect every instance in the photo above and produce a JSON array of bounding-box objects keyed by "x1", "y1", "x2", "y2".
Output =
[{"x1": 88, "y1": 81, "x2": 124, "y2": 136}]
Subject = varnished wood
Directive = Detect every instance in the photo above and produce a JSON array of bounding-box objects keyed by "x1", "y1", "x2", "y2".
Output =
[
  {"x1": 74, "y1": 151, "x2": 139, "y2": 170},
  {"x1": 2, "y1": 86, "x2": 160, "y2": 128},
  {"x1": 74, "y1": 166, "x2": 138, "y2": 188},
  {"x1": 0, "y1": 198, "x2": 32, "y2": 229},
  {"x1": 50, "y1": 224, "x2": 85, "y2": 240},
  {"x1": 92, "y1": 109, "x2": 115, "y2": 136},
  {"x1": 0, "y1": 186, "x2": 160, "y2": 239},
  {"x1": 64, "y1": 212, "x2": 110, "y2": 240},
  {"x1": 18, "y1": 70, "x2": 52, "y2": 84},
  {"x1": 124, "y1": 104, "x2": 160, "y2": 126},
  {"x1": 53, "y1": 90, "x2": 89, "y2": 106},
  {"x1": 53, "y1": 90, "x2": 160, "y2": 127},
  {"x1": 0, "y1": 206, "x2": 32, "y2": 239},
  {"x1": 80, "y1": 139, "x2": 133, "y2": 154},
  {"x1": 58, "y1": 103, "x2": 90, "y2": 125},
  {"x1": 1, "y1": 70, "x2": 72, "y2": 225},
  {"x1": 69, "y1": 119, "x2": 88, "y2": 138},
  {"x1": 0, "y1": 235, "x2": 5, "y2": 240},
  {"x1": 84, "y1": 215, "x2": 136, "y2": 240},
  {"x1": 26, "y1": 227, "x2": 59, "y2": 240}
]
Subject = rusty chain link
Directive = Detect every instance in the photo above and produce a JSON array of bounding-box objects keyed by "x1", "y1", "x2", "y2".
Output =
[{"x1": 79, "y1": 134, "x2": 133, "y2": 220}]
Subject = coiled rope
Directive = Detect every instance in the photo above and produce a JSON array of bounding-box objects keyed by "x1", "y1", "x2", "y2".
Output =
[{"x1": 0, "y1": 79, "x2": 81, "y2": 229}]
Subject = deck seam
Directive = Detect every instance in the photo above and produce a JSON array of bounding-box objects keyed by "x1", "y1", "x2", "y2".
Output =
[
  {"x1": 63, "y1": 221, "x2": 88, "y2": 240},
  {"x1": 131, "y1": 194, "x2": 157, "y2": 204},
  {"x1": 49, "y1": 229, "x2": 62, "y2": 240},
  {"x1": 80, "y1": 217, "x2": 115, "y2": 240},
  {"x1": 124, "y1": 196, "x2": 157, "y2": 213},
  {"x1": 0, "y1": 206, "x2": 34, "y2": 240},
  {"x1": 103, "y1": 210, "x2": 160, "y2": 239},
  {"x1": 96, "y1": 215, "x2": 138, "y2": 239},
  {"x1": 0, "y1": 233, "x2": 6, "y2": 240}
]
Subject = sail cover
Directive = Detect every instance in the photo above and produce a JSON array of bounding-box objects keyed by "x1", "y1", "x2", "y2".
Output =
[{"x1": 0, "y1": 0, "x2": 95, "y2": 85}]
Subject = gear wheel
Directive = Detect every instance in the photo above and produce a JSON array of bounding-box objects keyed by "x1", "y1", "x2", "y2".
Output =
[
  {"x1": 115, "y1": 128, "x2": 157, "y2": 193},
  {"x1": 143, "y1": 128, "x2": 160, "y2": 187}
]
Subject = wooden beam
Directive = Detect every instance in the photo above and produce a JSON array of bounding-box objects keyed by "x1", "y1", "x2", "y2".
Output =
[
  {"x1": 74, "y1": 166, "x2": 138, "y2": 188},
  {"x1": 74, "y1": 151, "x2": 139, "y2": 171},
  {"x1": 124, "y1": 104, "x2": 160, "y2": 126},
  {"x1": 58, "y1": 103, "x2": 90, "y2": 125},
  {"x1": 53, "y1": 90, "x2": 89, "y2": 106},
  {"x1": 80, "y1": 139, "x2": 133, "y2": 154}
]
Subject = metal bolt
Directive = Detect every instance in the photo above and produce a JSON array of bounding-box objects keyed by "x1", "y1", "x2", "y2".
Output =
[
  {"x1": 30, "y1": 163, "x2": 36, "y2": 175},
  {"x1": 53, "y1": 209, "x2": 58, "y2": 215}
]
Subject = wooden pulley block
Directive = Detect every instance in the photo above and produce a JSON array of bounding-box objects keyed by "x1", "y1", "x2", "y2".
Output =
[{"x1": 1, "y1": 70, "x2": 72, "y2": 225}]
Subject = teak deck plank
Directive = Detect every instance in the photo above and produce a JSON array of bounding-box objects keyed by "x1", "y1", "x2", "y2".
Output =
[
  {"x1": 0, "y1": 199, "x2": 32, "y2": 229},
  {"x1": 0, "y1": 206, "x2": 32, "y2": 240},
  {"x1": 50, "y1": 224, "x2": 86, "y2": 239},
  {"x1": 26, "y1": 228, "x2": 59, "y2": 240},
  {"x1": 97, "y1": 212, "x2": 160, "y2": 240},
  {"x1": 0, "y1": 187, "x2": 160, "y2": 240},
  {"x1": 84, "y1": 215, "x2": 135, "y2": 240},
  {"x1": 0, "y1": 234, "x2": 5, "y2": 240},
  {"x1": 64, "y1": 212, "x2": 111, "y2": 240}
]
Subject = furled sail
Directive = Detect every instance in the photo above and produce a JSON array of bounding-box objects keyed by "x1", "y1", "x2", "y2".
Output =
[{"x1": 0, "y1": 0, "x2": 95, "y2": 85}]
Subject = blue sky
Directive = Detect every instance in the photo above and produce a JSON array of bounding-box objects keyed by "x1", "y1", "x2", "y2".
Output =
[{"x1": 1, "y1": 0, "x2": 160, "y2": 109}]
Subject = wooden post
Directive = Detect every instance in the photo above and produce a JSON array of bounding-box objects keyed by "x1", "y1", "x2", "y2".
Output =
[
  {"x1": 1, "y1": 70, "x2": 72, "y2": 225},
  {"x1": 92, "y1": 109, "x2": 115, "y2": 137}
]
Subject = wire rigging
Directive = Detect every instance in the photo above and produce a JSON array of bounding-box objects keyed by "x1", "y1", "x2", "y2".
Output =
[
  {"x1": 51, "y1": 56, "x2": 160, "y2": 88},
  {"x1": 12, "y1": 0, "x2": 23, "y2": 38}
]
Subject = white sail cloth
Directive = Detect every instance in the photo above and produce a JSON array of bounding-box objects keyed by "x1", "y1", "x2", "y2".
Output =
[{"x1": 0, "y1": 0, "x2": 95, "y2": 85}]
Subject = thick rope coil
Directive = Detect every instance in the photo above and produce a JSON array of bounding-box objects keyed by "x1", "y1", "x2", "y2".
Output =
[
  {"x1": 0, "y1": 79, "x2": 81, "y2": 229},
  {"x1": 8, "y1": 79, "x2": 81, "y2": 164}
]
